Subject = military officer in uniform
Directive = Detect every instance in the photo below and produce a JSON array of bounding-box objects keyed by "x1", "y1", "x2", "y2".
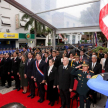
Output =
[
  {"x1": 70, "y1": 53, "x2": 83, "y2": 68},
  {"x1": 71, "y1": 61, "x2": 94, "y2": 108}
]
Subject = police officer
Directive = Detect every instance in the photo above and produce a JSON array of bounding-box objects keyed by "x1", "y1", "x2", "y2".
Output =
[{"x1": 71, "y1": 61, "x2": 94, "y2": 108}]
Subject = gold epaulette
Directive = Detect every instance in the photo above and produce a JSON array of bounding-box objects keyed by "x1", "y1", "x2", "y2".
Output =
[
  {"x1": 90, "y1": 70, "x2": 94, "y2": 73},
  {"x1": 79, "y1": 69, "x2": 83, "y2": 70}
]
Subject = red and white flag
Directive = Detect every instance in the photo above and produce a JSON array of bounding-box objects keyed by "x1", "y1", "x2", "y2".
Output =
[{"x1": 99, "y1": 0, "x2": 108, "y2": 40}]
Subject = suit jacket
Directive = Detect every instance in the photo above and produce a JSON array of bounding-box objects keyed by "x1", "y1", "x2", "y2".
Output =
[
  {"x1": 105, "y1": 58, "x2": 108, "y2": 72},
  {"x1": 67, "y1": 51, "x2": 71, "y2": 57},
  {"x1": 11, "y1": 57, "x2": 20, "y2": 74},
  {"x1": 25, "y1": 58, "x2": 34, "y2": 78},
  {"x1": 89, "y1": 62, "x2": 102, "y2": 75},
  {"x1": 44, "y1": 57, "x2": 50, "y2": 67},
  {"x1": 4, "y1": 58, "x2": 11, "y2": 73},
  {"x1": 33, "y1": 60, "x2": 47, "y2": 83},
  {"x1": 79, "y1": 55, "x2": 87, "y2": 61},
  {"x1": 56, "y1": 65, "x2": 74, "y2": 91},
  {"x1": 0, "y1": 58, "x2": 5, "y2": 74},
  {"x1": 53, "y1": 56, "x2": 61, "y2": 69},
  {"x1": 46, "y1": 66, "x2": 57, "y2": 83}
]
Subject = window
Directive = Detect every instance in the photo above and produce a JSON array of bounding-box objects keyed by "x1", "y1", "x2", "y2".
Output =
[{"x1": 1, "y1": 17, "x2": 11, "y2": 26}]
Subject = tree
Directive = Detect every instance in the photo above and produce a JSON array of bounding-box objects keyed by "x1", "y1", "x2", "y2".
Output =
[{"x1": 22, "y1": 13, "x2": 52, "y2": 45}]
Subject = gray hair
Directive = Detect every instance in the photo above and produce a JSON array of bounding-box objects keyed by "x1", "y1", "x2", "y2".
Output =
[{"x1": 92, "y1": 55, "x2": 97, "y2": 59}]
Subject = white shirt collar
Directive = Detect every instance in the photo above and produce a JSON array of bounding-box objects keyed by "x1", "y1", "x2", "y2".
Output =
[
  {"x1": 63, "y1": 65, "x2": 68, "y2": 69},
  {"x1": 92, "y1": 62, "x2": 96, "y2": 66},
  {"x1": 38, "y1": 59, "x2": 42, "y2": 64}
]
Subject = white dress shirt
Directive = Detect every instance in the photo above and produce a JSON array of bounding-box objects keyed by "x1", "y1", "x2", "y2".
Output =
[
  {"x1": 38, "y1": 59, "x2": 42, "y2": 65},
  {"x1": 48, "y1": 65, "x2": 54, "y2": 76},
  {"x1": 92, "y1": 62, "x2": 96, "y2": 69}
]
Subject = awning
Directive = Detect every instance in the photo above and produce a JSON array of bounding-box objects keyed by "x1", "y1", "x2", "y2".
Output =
[{"x1": 1, "y1": 18, "x2": 11, "y2": 25}]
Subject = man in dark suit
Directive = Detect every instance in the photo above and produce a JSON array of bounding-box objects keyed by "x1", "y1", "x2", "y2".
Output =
[
  {"x1": 79, "y1": 50, "x2": 87, "y2": 62},
  {"x1": 23, "y1": 47, "x2": 28, "y2": 58},
  {"x1": 33, "y1": 53, "x2": 47, "y2": 103},
  {"x1": 24, "y1": 52, "x2": 35, "y2": 99},
  {"x1": 48, "y1": 50, "x2": 52, "y2": 58},
  {"x1": 80, "y1": 45, "x2": 86, "y2": 53},
  {"x1": 89, "y1": 55, "x2": 102, "y2": 75},
  {"x1": 56, "y1": 57, "x2": 74, "y2": 108},
  {"x1": 44, "y1": 52, "x2": 50, "y2": 67},
  {"x1": 75, "y1": 45, "x2": 80, "y2": 56},
  {"x1": 0, "y1": 54, "x2": 5, "y2": 86},
  {"x1": 89, "y1": 55, "x2": 102, "y2": 103},
  {"x1": 67, "y1": 48, "x2": 71, "y2": 57},
  {"x1": 4, "y1": 53, "x2": 12, "y2": 88},
  {"x1": 42, "y1": 49, "x2": 45, "y2": 61},
  {"x1": 11, "y1": 52, "x2": 20, "y2": 91},
  {"x1": 52, "y1": 51, "x2": 61, "y2": 70}
]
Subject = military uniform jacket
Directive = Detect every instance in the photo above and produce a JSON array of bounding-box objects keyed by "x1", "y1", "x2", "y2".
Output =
[
  {"x1": 71, "y1": 61, "x2": 82, "y2": 68},
  {"x1": 71, "y1": 68, "x2": 94, "y2": 95}
]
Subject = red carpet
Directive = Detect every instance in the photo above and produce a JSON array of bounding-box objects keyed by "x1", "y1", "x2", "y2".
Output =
[{"x1": 0, "y1": 90, "x2": 78, "y2": 108}]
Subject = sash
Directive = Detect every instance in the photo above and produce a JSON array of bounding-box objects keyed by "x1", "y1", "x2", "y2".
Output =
[{"x1": 35, "y1": 61, "x2": 44, "y2": 76}]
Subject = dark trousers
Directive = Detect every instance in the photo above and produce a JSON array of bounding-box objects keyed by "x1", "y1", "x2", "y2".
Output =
[
  {"x1": 93, "y1": 91, "x2": 97, "y2": 103},
  {"x1": 37, "y1": 82, "x2": 45, "y2": 100},
  {"x1": 1, "y1": 73, "x2": 6, "y2": 86},
  {"x1": 28, "y1": 77, "x2": 35, "y2": 95},
  {"x1": 60, "y1": 89, "x2": 70, "y2": 108},
  {"x1": 7, "y1": 74, "x2": 11, "y2": 87},
  {"x1": 14, "y1": 74, "x2": 20, "y2": 89},
  {"x1": 79, "y1": 95, "x2": 90, "y2": 108}
]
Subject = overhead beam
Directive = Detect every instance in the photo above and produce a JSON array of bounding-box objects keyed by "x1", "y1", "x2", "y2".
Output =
[
  {"x1": 36, "y1": 0, "x2": 100, "y2": 14},
  {"x1": 56, "y1": 26, "x2": 101, "y2": 34},
  {"x1": 4, "y1": 0, "x2": 56, "y2": 30}
]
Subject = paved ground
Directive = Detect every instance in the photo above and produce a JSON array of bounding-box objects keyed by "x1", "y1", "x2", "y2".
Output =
[{"x1": 0, "y1": 80, "x2": 106, "y2": 108}]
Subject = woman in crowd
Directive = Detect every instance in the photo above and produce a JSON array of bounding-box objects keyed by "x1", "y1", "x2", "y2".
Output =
[
  {"x1": 19, "y1": 55, "x2": 28, "y2": 94},
  {"x1": 61, "y1": 53, "x2": 66, "y2": 63},
  {"x1": 46, "y1": 59, "x2": 58, "y2": 106}
]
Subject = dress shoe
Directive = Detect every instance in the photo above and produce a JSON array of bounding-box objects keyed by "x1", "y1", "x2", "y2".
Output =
[
  {"x1": 13, "y1": 88, "x2": 17, "y2": 90},
  {"x1": 48, "y1": 101, "x2": 52, "y2": 105},
  {"x1": 27, "y1": 94, "x2": 32, "y2": 97},
  {"x1": 37, "y1": 98, "x2": 41, "y2": 102},
  {"x1": 17, "y1": 88, "x2": 20, "y2": 91},
  {"x1": 22, "y1": 91, "x2": 27, "y2": 94},
  {"x1": 51, "y1": 102, "x2": 55, "y2": 106},
  {"x1": 31, "y1": 95, "x2": 35, "y2": 99},
  {"x1": 60, "y1": 107, "x2": 64, "y2": 108},
  {"x1": 6, "y1": 86, "x2": 10, "y2": 88},
  {"x1": 39, "y1": 99, "x2": 44, "y2": 103}
]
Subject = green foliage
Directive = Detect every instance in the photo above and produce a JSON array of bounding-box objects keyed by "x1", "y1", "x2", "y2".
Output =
[
  {"x1": 21, "y1": 13, "x2": 52, "y2": 36},
  {"x1": 47, "y1": 42, "x2": 51, "y2": 45},
  {"x1": 93, "y1": 46, "x2": 108, "y2": 53}
]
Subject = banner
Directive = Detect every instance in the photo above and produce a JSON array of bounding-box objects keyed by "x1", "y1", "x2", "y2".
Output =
[
  {"x1": 15, "y1": 14, "x2": 20, "y2": 29},
  {"x1": 99, "y1": 0, "x2": 108, "y2": 40},
  {"x1": 0, "y1": 32, "x2": 18, "y2": 39}
]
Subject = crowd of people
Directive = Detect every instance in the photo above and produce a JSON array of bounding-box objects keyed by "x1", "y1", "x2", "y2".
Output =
[{"x1": 0, "y1": 45, "x2": 107, "y2": 108}]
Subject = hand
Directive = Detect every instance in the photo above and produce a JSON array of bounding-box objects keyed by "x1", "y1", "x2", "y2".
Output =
[
  {"x1": 46, "y1": 83, "x2": 47, "y2": 85},
  {"x1": 17, "y1": 72, "x2": 19, "y2": 75},
  {"x1": 57, "y1": 85, "x2": 59, "y2": 89},
  {"x1": 8, "y1": 72, "x2": 10, "y2": 75},
  {"x1": 76, "y1": 65, "x2": 82, "y2": 69},
  {"x1": 34, "y1": 78, "x2": 36, "y2": 82},
  {"x1": 31, "y1": 76, "x2": 34, "y2": 79},
  {"x1": 24, "y1": 74, "x2": 27, "y2": 78},
  {"x1": 19, "y1": 75, "x2": 20, "y2": 77},
  {"x1": 53, "y1": 86, "x2": 56, "y2": 88},
  {"x1": 69, "y1": 89, "x2": 73, "y2": 92},
  {"x1": 41, "y1": 80, "x2": 45, "y2": 83},
  {"x1": 89, "y1": 95, "x2": 92, "y2": 98},
  {"x1": 11, "y1": 71, "x2": 13, "y2": 73}
]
